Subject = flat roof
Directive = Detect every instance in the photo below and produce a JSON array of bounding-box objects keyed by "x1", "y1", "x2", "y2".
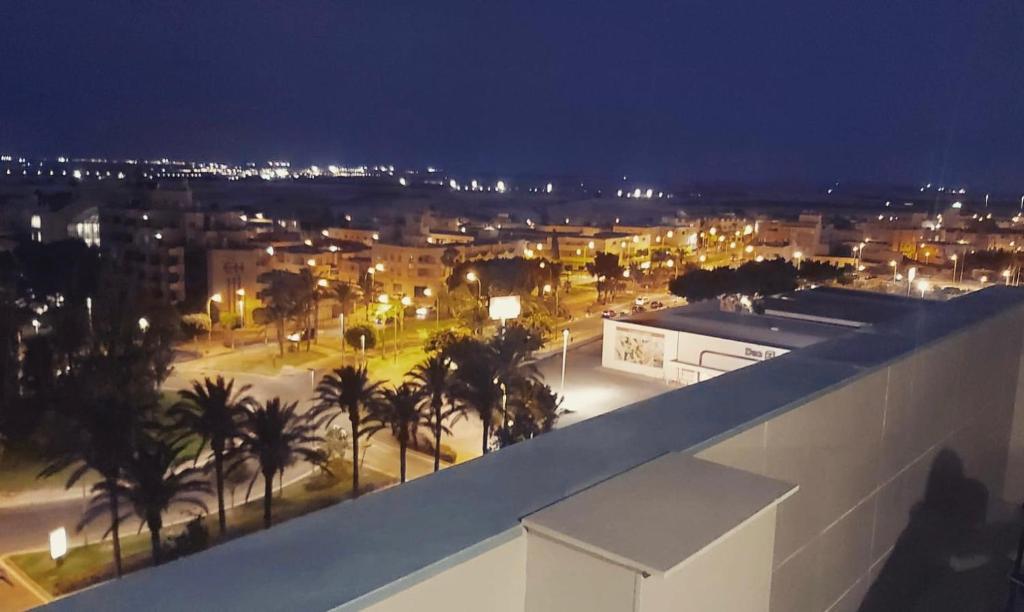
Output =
[
  {"x1": 622, "y1": 300, "x2": 851, "y2": 349},
  {"x1": 50, "y1": 287, "x2": 1024, "y2": 612},
  {"x1": 523, "y1": 453, "x2": 796, "y2": 575},
  {"x1": 758, "y1": 286, "x2": 933, "y2": 327}
]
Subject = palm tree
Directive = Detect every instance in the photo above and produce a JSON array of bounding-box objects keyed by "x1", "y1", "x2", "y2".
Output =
[
  {"x1": 40, "y1": 400, "x2": 137, "y2": 577},
  {"x1": 169, "y1": 376, "x2": 252, "y2": 536},
  {"x1": 497, "y1": 379, "x2": 562, "y2": 448},
  {"x1": 450, "y1": 356, "x2": 503, "y2": 455},
  {"x1": 372, "y1": 384, "x2": 429, "y2": 482},
  {"x1": 408, "y1": 355, "x2": 457, "y2": 472},
  {"x1": 331, "y1": 282, "x2": 358, "y2": 317},
  {"x1": 313, "y1": 365, "x2": 383, "y2": 496},
  {"x1": 231, "y1": 398, "x2": 326, "y2": 529},
  {"x1": 86, "y1": 437, "x2": 210, "y2": 566},
  {"x1": 256, "y1": 270, "x2": 303, "y2": 357}
]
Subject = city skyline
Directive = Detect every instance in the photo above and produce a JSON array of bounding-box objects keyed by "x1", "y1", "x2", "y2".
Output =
[{"x1": 4, "y1": 1, "x2": 1024, "y2": 189}]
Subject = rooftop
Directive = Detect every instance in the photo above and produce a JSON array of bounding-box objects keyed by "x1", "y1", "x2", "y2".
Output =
[
  {"x1": 623, "y1": 299, "x2": 854, "y2": 350},
  {"x1": 758, "y1": 286, "x2": 934, "y2": 327},
  {"x1": 50, "y1": 287, "x2": 1024, "y2": 612}
]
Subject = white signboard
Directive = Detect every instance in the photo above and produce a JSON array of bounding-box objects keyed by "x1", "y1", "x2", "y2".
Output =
[{"x1": 489, "y1": 295, "x2": 522, "y2": 321}]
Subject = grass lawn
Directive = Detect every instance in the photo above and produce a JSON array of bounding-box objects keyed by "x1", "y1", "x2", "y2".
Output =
[{"x1": 8, "y1": 460, "x2": 394, "y2": 598}]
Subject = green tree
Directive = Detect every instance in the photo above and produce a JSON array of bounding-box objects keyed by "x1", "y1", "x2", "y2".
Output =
[
  {"x1": 371, "y1": 384, "x2": 429, "y2": 483},
  {"x1": 230, "y1": 398, "x2": 326, "y2": 529},
  {"x1": 313, "y1": 365, "x2": 383, "y2": 496},
  {"x1": 256, "y1": 270, "x2": 304, "y2": 357},
  {"x1": 170, "y1": 376, "x2": 252, "y2": 536},
  {"x1": 40, "y1": 400, "x2": 140, "y2": 577},
  {"x1": 331, "y1": 281, "x2": 359, "y2": 316},
  {"x1": 497, "y1": 379, "x2": 562, "y2": 448},
  {"x1": 586, "y1": 252, "x2": 624, "y2": 302},
  {"x1": 408, "y1": 355, "x2": 457, "y2": 472},
  {"x1": 450, "y1": 352, "x2": 503, "y2": 455},
  {"x1": 87, "y1": 437, "x2": 210, "y2": 566},
  {"x1": 344, "y1": 324, "x2": 378, "y2": 354}
]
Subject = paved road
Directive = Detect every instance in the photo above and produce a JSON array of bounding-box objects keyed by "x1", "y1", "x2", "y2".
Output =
[{"x1": 0, "y1": 290, "x2": 681, "y2": 558}]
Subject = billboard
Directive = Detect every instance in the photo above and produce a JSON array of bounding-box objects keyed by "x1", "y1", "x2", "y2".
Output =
[{"x1": 489, "y1": 295, "x2": 522, "y2": 321}]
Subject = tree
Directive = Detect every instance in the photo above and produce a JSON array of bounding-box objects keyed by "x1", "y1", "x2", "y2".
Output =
[
  {"x1": 408, "y1": 355, "x2": 457, "y2": 472},
  {"x1": 40, "y1": 400, "x2": 139, "y2": 577},
  {"x1": 450, "y1": 352, "x2": 503, "y2": 455},
  {"x1": 497, "y1": 379, "x2": 562, "y2": 448},
  {"x1": 170, "y1": 376, "x2": 252, "y2": 536},
  {"x1": 313, "y1": 365, "x2": 383, "y2": 496},
  {"x1": 371, "y1": 384, "x2": 429, "y2": 482},
  {"x1": 668, "y1": 267, "x2": 734, "y2": 302},
  {"x1": 257, "y1": 270, "x2": 304, "y2": 357},
  {"x1": 331, "y1": 281, "x2": 359, "y2": 316},
  {"x1": 87, "y1": 437, "x2": 210, "y2": 566},
  {"x1": 587, "y1": 252, "x2": 624, "y2": 302},
  {"x1": 230, "y1": 398, "x2": 326, "y2": 529},
  {"x1": 344, "y1": 324, "x2": 377, "y2": 354}
]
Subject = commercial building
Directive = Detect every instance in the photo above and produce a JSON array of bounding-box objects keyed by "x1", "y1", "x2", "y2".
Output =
[
  {"x1": 59, "y1": 286, "x2": 1024, "y2": 612},
  {"x1": 602, "y1": 288, "x2": 927, "y2": 385}
]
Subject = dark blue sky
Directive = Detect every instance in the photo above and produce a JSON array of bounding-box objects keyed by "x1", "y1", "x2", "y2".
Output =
[{"x1": 3, "y1": 1, "x2": 1024, "y2": 188}]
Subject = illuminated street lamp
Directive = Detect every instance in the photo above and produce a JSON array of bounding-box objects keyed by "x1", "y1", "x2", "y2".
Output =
[
  {"x1": 31, "y1": 319, "x2": 40, "y2": 334},
  {"x1": 950, "y1": 254, "x2": 958, "y2": 284},
  {"x1": 1003, "y1": 269, "x2": 1013, "y2": 285},
  {"x1": 560, "y1": 329, "x2": 570, "y2": 396},
  {"x1": 906, "y1": 267, "x2": 917, "y2": 296},
  {"x1": 138, "y1": 317, "x2": 150, "y2": 332},
  {"x1": 236, "y1": 288, "x2": 246, "y2": 326},
  {"x1": 208, "y1": 293, "x2": 222, "y2": 343},
  {"x1": 793, "y1": 251, "x2": 803, "y2": 271},
  {"x1": 424, "y1": 286, "x2": 440, "y2": 327},
  {"x1": 889, "y1": 260, "x2": 898, "y2": 283},
  {"x1": 917, "y1": 279, "x2": 931, "y2": 298}
]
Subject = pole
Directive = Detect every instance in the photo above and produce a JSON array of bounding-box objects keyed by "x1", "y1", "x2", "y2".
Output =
[
  {"x1": 207, "y1": 299, "x2": 213, "y2": 344},
  {"x1": 560, "y1": 329, "x2": 569, "y2": 396},
  {"x1": 360, "y1": 334, "x2": 366, "y2": 363},
  {"x1": 393, "y1": 315, "x2": 398, "y2": 364},
  {"x1": 339, "y1": 314, "x2": 345, "y2": 363}
]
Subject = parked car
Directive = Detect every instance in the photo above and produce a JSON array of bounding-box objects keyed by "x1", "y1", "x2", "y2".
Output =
[
  {"x1": 601, "y1": 309, "x2": 618, "y2": 318},
  {"x1": 631, "y1": 304, "x2": 647, "y2": 314},
  {"x1": 634, "y1": 296, "x2": 648, "y2": 306},
  {"x1": 649, "y1": 300, "x2": 665, "y2": 310}
]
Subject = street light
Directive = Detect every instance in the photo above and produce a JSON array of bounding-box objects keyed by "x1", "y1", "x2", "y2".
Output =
[
  {"x1": 31, "y1": 319, "x2": 40, "y2": 334},
  {"x1": 793, "y1": 251, "x2": 803, "y2": 270},
  {"x1": 917, "y1": 279, "x2": 930, "y2": 298},
  {"x1": 560, "y1": 329, "x2": 570, "y2": 396},
  {"x1": 208, "y1": 293, "x2": 222, "y2": 344},
  {"x1": 889, "y1": 260, "x2": 898, "y2": 283},
  {"x1": 1004, "y1": 269, "x2": 1013, "y2": 285},
  {"x1": 138, "y1": 317, "x2": 150, "y2": 332},
  {"x1": 236, "y1": 288, "x2": 246, "y2": 326},
  {"x1": 906, "y1": 267, "x2": 917, "y2": 296}
]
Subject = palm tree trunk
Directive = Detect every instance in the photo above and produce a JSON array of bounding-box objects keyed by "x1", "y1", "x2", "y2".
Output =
[
  {"x1": 433, "y1": 402, "x2": 442, "y2": 473},
  {"x1": 276, "y1": 320, "x2": 285, "y2": 357},
  {"x1": 399, "y1": 440, "x2": 407, "y2": 483},
  {"x1": 481, "y1": 419, "x2": 490, "y2": 455},
  {"x1": 262, "y1": 472, "x2": 273, "y2": 529},
  {"x1": 148, "y1": 522, "x2": 161, "y2": 566},
  {"x1": 108, "y1": 479, "x2": 123, "y2": 578},
  {"x1": 214, "y1": 452, "x2": 227, "y2": 536},
  {"x1": 350, "y1": 412, "x2": 360, "y2": 497}
]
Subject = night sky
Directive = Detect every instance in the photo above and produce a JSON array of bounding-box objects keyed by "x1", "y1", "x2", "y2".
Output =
[{"x1": 3, "y1": 1, "x2": 1024, "y2": 188}]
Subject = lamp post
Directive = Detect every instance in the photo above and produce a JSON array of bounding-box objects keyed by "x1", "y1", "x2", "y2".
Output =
[
  {"x1": 208, "y1": 293, "x2": 222, "y2": 344},
  {"x1": 236, "y1": 288, "x2": 246, "y2": 327},
  {"x1": 560, "y1": 328, "x2": 569, "y2": 396},
  {"x1": 889, "y1": 260, "x2": 898, "y2": 283},
  {"x1": 466, "y1": 271, "x2": 482, "y2": 333},
  {"x1": 793, "y1": 251, "x2": 803, "y2": 271},
  {"x1": 138, "y1": 317, "x2": 150, "y2": 333},
  {"x1": 339, "y1": 313, "x2": 345, "y2": 362},
  {"x1": 907, "y1": 267, "x2": 917, "y2": 297},
  {"x1": 423, "y1": 287, "x2": 439, "y2": 328},
  {"x1": 950, "y1": 254, "x2": 958, "y2": 285}
]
